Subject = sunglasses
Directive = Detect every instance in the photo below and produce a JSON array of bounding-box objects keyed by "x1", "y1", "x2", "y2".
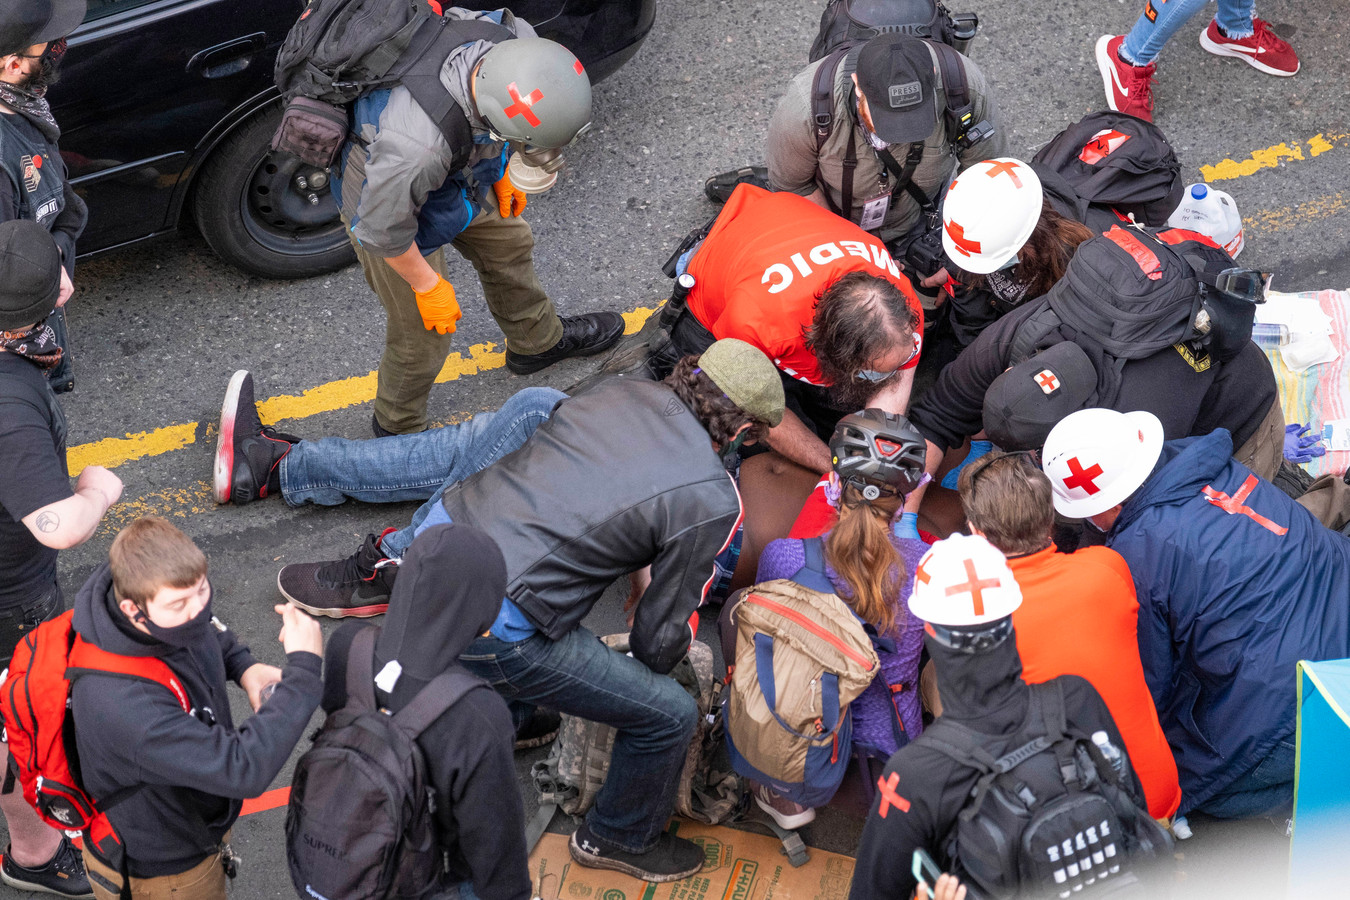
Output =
[{"x1": 854, "y1": 331, "x2": 923, "y2": 383}]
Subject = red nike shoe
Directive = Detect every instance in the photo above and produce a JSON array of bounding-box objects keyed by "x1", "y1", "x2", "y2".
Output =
[
  {"x1": 1095, "y1": 35, "x2": 1156, "y2": 122},
  {"x1": 1199, "y1": 17, "x2": 1299, "y2": 76}
]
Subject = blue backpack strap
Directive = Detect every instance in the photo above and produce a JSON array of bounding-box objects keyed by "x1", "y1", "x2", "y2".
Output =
[{"x1": 791, "y1": 537, "x2": 835, "y2": 595}]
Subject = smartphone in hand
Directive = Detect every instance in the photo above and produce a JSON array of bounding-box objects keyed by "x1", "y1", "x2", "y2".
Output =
[{"x1": 912, "y1": 848, "x2": 942, "y2": 899}]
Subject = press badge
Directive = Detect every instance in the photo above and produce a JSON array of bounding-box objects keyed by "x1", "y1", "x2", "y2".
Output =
[{"x1": 859, "y1": 192, "x2": 890, "y2": 232}]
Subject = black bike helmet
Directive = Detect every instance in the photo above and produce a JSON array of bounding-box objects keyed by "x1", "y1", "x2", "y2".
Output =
[{"x1": 830, "y1": 408, "x2": 926, "y2": 498}]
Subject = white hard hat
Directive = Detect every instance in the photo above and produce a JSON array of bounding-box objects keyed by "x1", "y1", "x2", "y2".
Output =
[
  {"x1": 940, "y1": 158, "x2": 1044, "y2": 274},
  {"x1": 1041, "y1": 408, "x2": 1165, "y2": 519},
  {"x1": 907, "y1": 534, "x2": 1022, "y2": 627}
]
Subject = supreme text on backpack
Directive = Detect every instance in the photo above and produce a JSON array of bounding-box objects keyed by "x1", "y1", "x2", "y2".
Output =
[
  {"x1": 1030, "y1": 111, "x2": 1183, "y2": 234},
  {"x1": 529, "y1": 636, "x2": 742, "y2": 846},
  {"x1": 922, "y1": 679, "x2": 1173, "y2": 899},
  {"x1": 725, "y1": 538, "x2": 881, "y2": 810},
  {"x1": 0, "y1": 610, "x2": 192, "y2": 870},
  {"x1": 270, "y1": 0, "x2": 512, "y2": 169},
  {"x1": 285, "y1": 627, "x2": 482, "y2": 900}
]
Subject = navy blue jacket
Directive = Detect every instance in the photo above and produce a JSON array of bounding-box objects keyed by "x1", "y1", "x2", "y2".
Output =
[{"x1": 1107, "y1": 430, "x2": 1350, "y2": 812}]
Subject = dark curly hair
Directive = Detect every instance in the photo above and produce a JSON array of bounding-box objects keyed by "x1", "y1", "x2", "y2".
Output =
[
  {"x1": 664, "y1": 355, "x2": 767, "y2": 448},
  {"x1": 962, "y1": 199, "x2": 1093, "y2": 300},
  {"x1": 804, "y1": 271, "x2": 919, "y2": 408}
]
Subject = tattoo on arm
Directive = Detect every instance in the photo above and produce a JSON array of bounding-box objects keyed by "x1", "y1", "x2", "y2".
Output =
[{"x1": 35, "y1": 511, "x2": 60, "y2": 533}]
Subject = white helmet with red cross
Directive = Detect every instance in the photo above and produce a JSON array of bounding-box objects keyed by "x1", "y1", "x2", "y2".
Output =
[
  {"x1": 907, "y1": 533, "x2": 1022, "y2": 627},
  {"x1": 940, "y1": 158, "x2": 1043, "y2": 274},
  {"x1": 1041, "y1": 408, "x2": 1165, "y2": 518}
]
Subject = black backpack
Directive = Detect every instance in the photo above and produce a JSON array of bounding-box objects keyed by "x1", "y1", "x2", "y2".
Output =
[
  {"x1": 1030, "y1": 112, "x2": 1183, "y2": 234},
  {"x1": 270, "y1": 0, "x2": 511, "y2": 169},
  {"x1": 285, "y1": 627, "x2": 482, "y2": 900},
  {"x1": 923, "y1": 680, "x2": 1173, "y2": 899},
  {"x1": 808, "y1": 0, "x2": 978, "y2": 62},
  {"x1": 1006, "y1": 225, "x2": 1248, "y2": 409}
]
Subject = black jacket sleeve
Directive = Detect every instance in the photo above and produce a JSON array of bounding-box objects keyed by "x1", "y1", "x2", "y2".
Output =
[
  {"x1": 217, "y1": 627, "x2": 258, "y2": 685},
  {"x1": 50, "y1": 181, "x2": 87, "y2": 276},
  {"x1": 432, "y1": 693, "x2": 532, "y2": 900},
  {"x1": 75, "y1": 651, "x2": 322, "y2": 799},
  {"x1": 630, "y1": 477, "x2": 741, "y2": 674},
  {"x1": 848, "y1": 750, "x2": 946, "y2": 900},
  {"x1": 908, "y1": 306, "x2": 1021, "y2": 452},
  {"x1": 1193, "y1": 341, "x2": 1278, "y2": 449}
]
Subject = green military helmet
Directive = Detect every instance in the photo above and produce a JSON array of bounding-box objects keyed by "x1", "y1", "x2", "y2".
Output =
[{"x1": 475, "y1": 37, "x2": 592, "y2": 149}]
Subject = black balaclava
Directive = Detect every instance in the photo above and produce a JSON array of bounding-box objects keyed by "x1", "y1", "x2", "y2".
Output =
[
  {"x1": 926, "y1": 618, "x2": 1030, "y2": 732},
  {"x1": 373, "y1": 524, "x2": 506, "y2": 711}
]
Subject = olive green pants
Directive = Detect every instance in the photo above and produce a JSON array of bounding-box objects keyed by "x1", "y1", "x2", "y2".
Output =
[{"x1": 348, "y1": 209, "x2": 564, "y2": 433}]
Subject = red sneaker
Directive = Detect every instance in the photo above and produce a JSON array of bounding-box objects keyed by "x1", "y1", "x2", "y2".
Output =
[
  {"x1": 1094, "y1": 35, "x2": 1156, "y2": 122},
  {"x1": 1199, "y1": 17, "x2": 1299, "y2": 76}
]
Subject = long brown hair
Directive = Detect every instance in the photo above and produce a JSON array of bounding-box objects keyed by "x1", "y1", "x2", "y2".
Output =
[
  {"x1": 966, "y1": 200, "x2": 1094, "y2": 300},
  {"x1": 824, "y1": 485, "x2": 906, "y2": 635}
]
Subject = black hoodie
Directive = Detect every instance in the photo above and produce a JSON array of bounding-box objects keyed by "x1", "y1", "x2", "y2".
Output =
[
  {"x1": 848, "y1": 627, "x2": 1136, "y2": 899},
  {"x1": 69, "y1": 563, "x2": 322, "y2": 877},
  {"x1": 321, "y1": 525, "x2": 530, "y2": 900}
]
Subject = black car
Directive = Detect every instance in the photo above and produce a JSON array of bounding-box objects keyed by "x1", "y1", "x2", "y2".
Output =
[{"x1": 53, "y1": 0, "x2": 654, "y2": 278}]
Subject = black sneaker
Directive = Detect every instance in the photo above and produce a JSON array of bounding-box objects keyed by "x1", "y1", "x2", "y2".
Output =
[
  {"x1": 703, "y1": 165, "x2": 768, "y2": 203},
  {"x1": 277, "y1": 529, "x2": 400, "y2": 618},
  {"x1": 514, "y1": 707, "x2": 562, "y2": 750},
  {"x1": 1, "y1": 836, "x2": 94, "y2": 898},
  {"x1": 568, "y1": 823, "x2": 705, "y2": 883},
  {"x1": 371, "y1": 412, "x2": 398, "y2": 438},
  {"x1": 505, "y1": 312, "x2": 626, "y2": 376},
  {"x1": 213, "y1": 370, "x2": 301, "y2": 505}
]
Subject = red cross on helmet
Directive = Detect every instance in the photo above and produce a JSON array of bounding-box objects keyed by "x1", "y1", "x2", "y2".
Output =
[
  {"x1": 939, "y1": 158, "x2": 1043, "y2": 274},
  {"x1": 474, "y1": 38, "x2": 592, "y2": 148},
  {"x1": 1041, "y1": 408, "x2": 1164, "y2": 518},
  {"x1": 907, "y1": 534, "x2": 1022, "y2": 627}
]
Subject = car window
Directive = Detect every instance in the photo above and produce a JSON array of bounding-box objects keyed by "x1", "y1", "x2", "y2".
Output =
[{"x1": 84, "y1": 0, "x2": 161, "y2": 22}]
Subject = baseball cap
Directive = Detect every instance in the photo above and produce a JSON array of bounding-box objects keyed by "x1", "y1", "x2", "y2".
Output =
[
  {"x1": 982, "y1": 342, "x2": 1097, "y2": 451},
  {"x1": 0, "y1": 0, "x2": 86, "y2": 56},
  {"x1": 853, "y1": 34, "x2": 939, "y2": 145},
  {"x1": 0, "y1": 219, "x2": 62, "y2": 330},
  {"x1": 697, "y1": 339, "x2": 785, "y2": 427}
]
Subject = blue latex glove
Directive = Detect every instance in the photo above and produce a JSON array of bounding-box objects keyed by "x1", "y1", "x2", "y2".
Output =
[
  {"x1": 1284, "y1": 423, "x2": 1327, "y2": 463},
  {"x1": 892, "y1": 511, "x2": 921, "y2": 541}
]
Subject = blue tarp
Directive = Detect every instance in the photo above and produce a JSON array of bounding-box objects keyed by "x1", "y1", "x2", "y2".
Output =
[{"x1": 1290, "y1": 658, "x2": 1350, "y2": 890}]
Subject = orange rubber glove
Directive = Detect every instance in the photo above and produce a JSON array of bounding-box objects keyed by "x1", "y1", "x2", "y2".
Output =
[
  {"x1": 413, "y1": 277, "x2": 462, "y2": 335},
  {"x1": 493, "y1": 173, "x2": 527, "y2": 218}
]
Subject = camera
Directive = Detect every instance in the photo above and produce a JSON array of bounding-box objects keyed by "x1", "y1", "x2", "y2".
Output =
[
  {"x1": 953, "y1": 119, "x2": 995, "y2": 153},
  {"x1": 903, "y1": 223, "x2": 948, "y2": 281}
]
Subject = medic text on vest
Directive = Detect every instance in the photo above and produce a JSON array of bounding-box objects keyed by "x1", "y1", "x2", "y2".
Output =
[{"x1": 761, "y1": 240, "x2": 901, "y2": 294}]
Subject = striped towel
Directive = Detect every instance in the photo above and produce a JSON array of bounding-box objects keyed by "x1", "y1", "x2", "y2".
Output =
[{"x1": 1260, "y1": 289, "x2": 1350, "y2": 478}]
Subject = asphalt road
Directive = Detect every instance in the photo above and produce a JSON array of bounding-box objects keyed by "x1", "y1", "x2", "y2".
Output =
[{"x1": 5, "y1": 0, "x2": 1345, "y2": 896}]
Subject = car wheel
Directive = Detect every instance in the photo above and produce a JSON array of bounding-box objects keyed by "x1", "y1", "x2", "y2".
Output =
[{"x1": 192, "y1": 104, "x2": 354, "y2": 280}]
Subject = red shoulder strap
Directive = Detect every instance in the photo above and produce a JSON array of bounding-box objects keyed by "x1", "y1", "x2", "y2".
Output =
[
  {"x1": 1155, "y1": 227, "x2": 1222, "y2": 250},
  {"x1": 67, "y1": 637, "x2": 191, "y2": 713}
]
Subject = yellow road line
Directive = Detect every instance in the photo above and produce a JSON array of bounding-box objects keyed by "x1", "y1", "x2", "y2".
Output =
[
  {"x1": 68, "y1": 305, "x2": 659, "y2": 474},
  {"x1": 1202, "y1": 132, "x2": 1348, "y2": 183},
  {"x1": 1244, "y1": 192, "x2": 1347, "y2": 239}
]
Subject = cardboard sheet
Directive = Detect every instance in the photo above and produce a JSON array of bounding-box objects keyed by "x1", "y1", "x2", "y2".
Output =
[{"x1": 529, "y1": 822, "x2": 856, "y2": 900}]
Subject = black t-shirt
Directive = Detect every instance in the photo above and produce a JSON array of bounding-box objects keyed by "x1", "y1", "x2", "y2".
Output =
[{"x1": 0, "y1": 351, "x2": 71, "y2": 609}]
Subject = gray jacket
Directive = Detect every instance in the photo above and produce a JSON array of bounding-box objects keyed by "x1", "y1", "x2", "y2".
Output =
[
  {"x1": 337, "y1": 8, "x2": 537, "y2": 256},
  {"x1": 765, "y1": 44, "x2": 1004, "y2": 241},
  {"x1": 440, "y1": 378, "x2": 742, "y2": 675}
]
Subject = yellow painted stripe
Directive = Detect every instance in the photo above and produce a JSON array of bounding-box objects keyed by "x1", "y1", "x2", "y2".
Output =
[
  {"x1": 1202, "y1": 132, "x2": 1348, "y2": 183},
  {"x1": 68, "y1": 304, "x2": 659, "y2": 473},
  {"x1": 66, "y1": 423, "x2": 199, "y2": 473},
  {"x1": 1244, "y1": 192, "x2": 1347, "y2": 239}
]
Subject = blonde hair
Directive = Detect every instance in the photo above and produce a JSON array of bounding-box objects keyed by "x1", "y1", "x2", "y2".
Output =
[{"x1": 824, "y1": 485, "x2": 906, "y2": 635}]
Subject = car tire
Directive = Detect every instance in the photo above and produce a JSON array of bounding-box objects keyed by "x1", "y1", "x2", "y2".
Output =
[{"x1": 192, "y1": 104, "x2": 355, "y2": 280}]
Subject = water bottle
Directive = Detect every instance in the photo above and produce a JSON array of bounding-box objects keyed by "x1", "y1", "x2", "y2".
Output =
[
  {"x1": 1091, "y1": 731, "x2": 1126, "y2": 779},
  {"x1": 1168, "y1": 184, "x2": 1244, "y2": 258},
  {"x1": 1252, "y1": 323, "x2": 1290, "y2": 347}
]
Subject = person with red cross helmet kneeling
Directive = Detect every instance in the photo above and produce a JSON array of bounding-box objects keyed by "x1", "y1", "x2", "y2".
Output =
[
  {"x1": 1041, "y1": 408, "x2": 1350, "y2": 824},
  {"x1": 848, "y1": 533, "x2": 1167, "y2": 900}
]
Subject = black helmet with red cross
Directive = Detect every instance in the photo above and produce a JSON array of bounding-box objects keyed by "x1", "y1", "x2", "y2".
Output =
[
  {"x1": 830, "y1": 408, "x2": 927, "y2": 500},
  {"x1": 475, "y1": 37, "x2": 592, "y2": 148}
]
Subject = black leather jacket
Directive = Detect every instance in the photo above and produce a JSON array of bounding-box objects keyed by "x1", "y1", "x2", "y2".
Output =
[{"x1": 441, "y1": 378, "x2": 741, "y2": 674}]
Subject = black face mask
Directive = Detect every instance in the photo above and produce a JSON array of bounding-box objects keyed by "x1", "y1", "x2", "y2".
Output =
[{"x1": 136, "y1": 588, "x2": 215, "y2": 648}]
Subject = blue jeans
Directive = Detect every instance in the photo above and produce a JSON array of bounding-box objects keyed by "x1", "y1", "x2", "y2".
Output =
[
  {"x1": 278, "y1": 387, "x2": 564, "y2": 556},
  {"x1": 1192, "y1": 738, "x2": 1295, "y2": 819},
  {"x1": 1121, "y1": 0, "x2": 1254, "y2": 65},
  {"x1": 459, "y1": 628, "x2": 698, "y2": 852}
]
